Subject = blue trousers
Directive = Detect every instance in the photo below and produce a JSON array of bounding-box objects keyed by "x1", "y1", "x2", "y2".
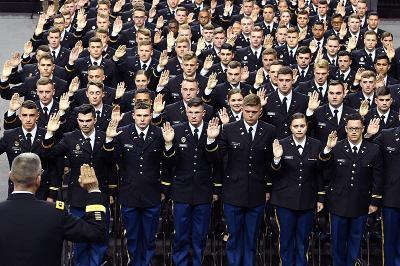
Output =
[
  {"x1": 121, "y1": 205, "x2": 161, "y2": 266},
  {"x1": 275, "y1": 207, "x2": 314, "y2": 266},
  {"x1": 330, "y1": 214, "x2": 367, "y2": 266},
  {"x1": 383, "y1": 207, "x2": 400, "y2": 266},
  {"x1": 70, "y1": 206, "x2": 109, "y2": 266},
  {"x1": 223, "y1": 203, "x2": 264, "y2": 266},
  {"x1": 172, "y1": 203, "x2": 212, "y2": 266}
]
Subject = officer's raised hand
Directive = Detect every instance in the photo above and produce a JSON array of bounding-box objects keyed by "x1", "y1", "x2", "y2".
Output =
[
  {"x1": 325, "y1": 131, "x2": 338, "y2": 152},
  {"x1": 162, "y1": 122, "x2": 174, "y2": 147},
  {"x1": 364, "y1": 118, "x2": 380, "y2": 138},
  {"x1": 272, "y1": 139, "x2": 283, "y2": 160},
  {"x1": 106, "y1": 119, "x2": 122, "y2": 139},
  {"x1": 79, "y1": 164, "x2": 100, "y2": 192},
  {"x1": 46, "y1": 112, "x2": 61, "y2": 134},
  {"x1": 207, "y1": 117, "x2": 220, "y2": 141}
]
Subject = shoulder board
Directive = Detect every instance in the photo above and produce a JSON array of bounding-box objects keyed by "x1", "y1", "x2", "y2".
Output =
[{"x1": 55, "y1": 201, "x2": 65, "y2": 211}]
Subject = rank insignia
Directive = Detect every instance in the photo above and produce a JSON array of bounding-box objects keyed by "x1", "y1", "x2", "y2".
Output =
[
  {"x1": 181, "y1": 137, "x2": 186, "y2": 143},
  {"x1": 360, "y1": 57, "x2": 364, "y2": 62},
  {"x1": 14, "y1": 141, "x2": 19, "y2": 147},
  {"x1": 76, "y1": 144, "x2": 81, "y2": 150}
]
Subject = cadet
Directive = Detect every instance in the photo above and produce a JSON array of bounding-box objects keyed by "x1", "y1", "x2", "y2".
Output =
[
  {"x1": 206, "y1": 94, "x2": 276, "y2": 266},
  {"x1": 162, "y1": 97, "x2": 220, "y2": 266},
  {"x1": 271, "y1": 113, "x2": 325, "y2": 266},
  {"x1": 320, "y1": 113, "x2": 383, "y2": 266},
  {"x1": 0, "y1": 155, "x2": 106, "y2": 266}
]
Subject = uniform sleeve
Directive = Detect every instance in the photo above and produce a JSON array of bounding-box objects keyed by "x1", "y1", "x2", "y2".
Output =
[
  {"x1": 371, "y1": 146, "x2": 384, "y2": 206},
  {"x1": 61, "y1": 192, "x2": 107, "y2": 242}
]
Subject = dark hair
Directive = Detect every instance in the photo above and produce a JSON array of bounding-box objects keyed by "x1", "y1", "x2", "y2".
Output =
[
  {"x1": 243, "y1": 94, "x2": 261, "y2": 107},
  {"x1": 313, "y1": 21, "x2": 325, "y2": 28},
  {"x1": 134, "y1": 100, "x2": 151, "y2": 111},
  {"x1": 296, "y1": 46, "x2": 311, "y2": 56},
  {"x1": 87, "y1": 81, "x2": 104, "y2": 91},
  {"x1": 291, "y1": 112, "x2": 306, "y2": 123},
  {"x1": 220, "y1": 43, "x2": 234, "y2": 52},
  {"x1": 187, "y1": 97, "x2": 204, "y2": 108},
  {"x1": 76, "y1": 104, "x2": 96, "y2": 117},
  {"x1": 375, "y1": 54, "x2": 390, "y2": 63},
  {"x1": 375, "y1": 86, "x2": 391, "y2": 97},
  {"x1": 331, "y1": 13, "x2": 343, "y2": 20},
  {"x1": 277, "y1": 66, "x2": 293, "y2": 77},
  {"x1": 21, "y1": 100, "x2": 38, "y2": 110},
  {"x1": 328, "y1": 80, "x2": 345, "y2": 92},
  {"x1": 37, "y1": 45, "x2": 50, "y2": 53},
  {"x1": 338, "y1": 50, "x2": 351, "y2": 59},
  {"x1": 36, "y1": 77, "x2": 54, "y2": 88},
  {"x1": 345, "y1": 113, "x2": 364, "y2": 126},
  {"x1": 367, "y1": 11, "x2": 379, "y2": 19}
]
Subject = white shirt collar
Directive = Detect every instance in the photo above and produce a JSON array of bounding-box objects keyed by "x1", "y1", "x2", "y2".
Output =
[
  {"x1": 40, "y1": 99, "x2": 54, "y2": 112},
  {"x1": 231, "y1": 110, "x2": 242, "y2": 120},
  {"x1": 348, "y1": 139, "x2": 362, "y2": 152},
  {"x1": 189, "y1": 121, "x2": 204, "y2": 137},
  {"x1": 298, "y1": 65, "x2": 310, "y2": 74},
  {"x1": 329, "y1": 103, "x2": 343, "y2": 119},
  {"x1": 135, "y1": 125, "x2": 149, "y2": 138},
  {"x1": 50, "y1": 46, "x2": 61, "y2": 58},
  {"x1": 94, "y1": 104, "x2": 103, "y2": 115},
  {"x1": 81, "y1": 129, "x2": 96, "y2": 148},
  {"x1": 377, "y1": 109, "x2": 389, "y2": 123},
  {"x1": 340, "y1": 68, "x2": 351, "y2": 78},
  {"x1": 243, "y1": 120, "x2": 258, "y2": 137},
  {"x1": 315, "y1": 81, "x2": 328, "y2": 95},
  {"x1": 22, "y1": 126, "x2": 37, "y2": 142},
  {"x1": 251, "y1": 46, "x2": 262, "y2": 57},
  {"x1": 364, "y1": 49, "x2": 376, "y2": 60},
  {"x1": 362, "y1": 92, "x2": 374, "y2": 101},
  {"x1": 277, "y1": 90, "x2": 292, "y2": 107},
  {"x1": 90, "y1": 55, "x2": 102, "y2": 65},
  {"x1": 293, "y1": 136, "x2": 306, "y2": 148}
]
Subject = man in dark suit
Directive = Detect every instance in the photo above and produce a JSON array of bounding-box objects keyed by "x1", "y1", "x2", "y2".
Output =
[
  {"x1": 262, "y1": 66, "x2": 310, "y2": 139},
  {"x1": 255, "y1": 4, "x2": 278, "y2": 36},
  {"x1": 43, "y1": 104, "x2": 114, "y2": 265},
  {"x1": 293, "y1": 46, "x2": 314, "y2": 84},
  {"x1": 206, "y1": 94, "x2": 276, "y2": 266},
  {"x1": 360, "y1": 12, "x2": 385, "y2": 47},
  {"x1": 309, "y1": 0, "x2": 331, "y2": 26},
  {"x1": 158, "y1": 78, "x2": 214, "y2": 125},
  {"x1": 307, "y1": 80, "x2": 357, "y2": 142},
  {"x1": 271, "y1": 113, "x2": 325, "y2": 266},
  {"x1": 66, "y1": 37, "x2": 118, "y2": 88},
  {"x1": 351, "y1": 30, "x2": 381, "y2": 72},
  {"x1": 0, "y1": 101, "x2": 55, "y2": 200},
  {"x1": 0, "y1": 155, "x2": 106, "y2": 266},
  {"x1": 295, "y1": 59, "x2": 330, "y2": 105},
  {"x1": 330, "y1": 51, "x2": 357, "y2": 91},
  {"x1": 341, "y1": 14, "x2": 364, "y2": 50},
  {"x1": 234, "y1": 17, "x2": 253, "y2": 49},
  {"x1": 103, "y1": 101, "x2": 170, "y2": 266},
  {"x1": 275, "y1": 27, "x2": 300, "y2": 67},
  {"x1": 319, "y1": 113, "x2": 383, "y2": 266},
  {"x1": 1, "y1": 54, "x2": 68, "y2": 102},
  {"x1": 374, "y1": 54, "x2": 400, "y2": 87},
  {"x1": 163, "y1": 36, "x2": 191, "y2": 77},
  {"x1": 345, "y1": 70, "x2": 377, "y2": 110},
  {"x1": 202, "y1": 61, "x2": 252, "y2": 112},
  {"x1": 162, "y1": 98, "x2": 220, "y2": 266},
  {"x1": 301, "y1": 22, "x2": 327, "y2": 52},
  {"x1": 363, "y1": 87, "x2": 400, "y2": 135}
]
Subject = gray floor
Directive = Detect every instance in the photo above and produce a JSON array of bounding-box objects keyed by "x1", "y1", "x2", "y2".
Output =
[{"x1": 0, "y1": 13, "x2": 399, "y2": 200}]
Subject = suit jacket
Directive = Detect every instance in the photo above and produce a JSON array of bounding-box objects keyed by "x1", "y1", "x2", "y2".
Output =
[
  {"x1": 79, "y1": 46, "x2": 116, "y2": 60},
  {"x1": 164, "y1": 122, "x2": 220, "y2": 204},
  {"x1": 351, "y1": 49, "x2": 381, "y2": 72},
  {"x1": 235, "y1": 46, "x2": 264, "y2": 72},
  {"x1": 295, "y1": 80, "x2": 329, "y2": 105},
  {"x1": 165, "y1": 74, "x2": 208, "y2": 104},
  {"x1": 0, "y1": 193, "x2": 105, "y2": 266},
  {"x1": 9, "y1": 63, "x2": 70, "y2": 84},
  {"x1": 329, "y1": 68, "x2": 356, "y2": 92},
  {"x1": 43, "y1": 130, "x2": 114, "y2": 207},
  {"x1": 308, "y1": 104, "x2": 357, "y2": 142},
  {"x1": 344, "y1": 91, "x2": 376, "y2": 110},
  {"x1": 206, "y1": 120, "x2": 276, "y2": 207},
  {"x1": 255, "y1": 21, "x2": 278, "y2": 36},
  {"x1": 116, "y1": 56, "x2": 158, "y2": 91},
  {"x1": 234, "y1": 33, "x2": 251, "y2": 50},
  {"x1": 67, "y1": 104, "x2": 112, "y2": 132},
  {"x1": 72, "y1": 86, "x2": 116, "y2": 107},
  {"x1": 320, "y1": 139, "x2": 383, "y2": 217},
  {"x1": 164, "y1": 57, "x2": 183, "y2": 78},
  {"x1": 161, "y1": 101, "x2": 214, "y2": 125},
  {"x1": 262, "y1": 91, "x2": 309, "y2": 138},
  {"x1": 364, "y1": 108, "x2": 400, "y2": 134},
  {"x1": 293, "y1": 65, "x2": 314, "y2": 84},
  {"x1": 275, "y1": 45, "x2": 299, "y2": 67},
  {"x1": 271, "y1": 136, "x2": 325, "y2": 210},
  {"x1": 374, "y1": 127, "x2": 400, "y2": 208},
  {"x1": 103, "y1": 124, "x2": 168, "y2": 208}
]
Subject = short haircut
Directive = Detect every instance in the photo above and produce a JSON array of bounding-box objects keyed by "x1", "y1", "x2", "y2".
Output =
[
  {"x1": 328, "y1": 80, "x2": 345, "y2": 92},
  {"x1": 220, "y1": 43, "x2": 234, "y2": 52},
  {"x1": 331, "y1": 13, "x2": 343, "y2": 20},
  {"x1": 187, "y1": 97, "x2": 204, "y2": 108},
  {"x1": 176, "y1": 6, "x2": 188, "y2": 14},
  {"x1": 10, "y1": 153, "x2": 42, "y2": 187},
  {"x1": 88, "y1": 65, "x2": 105, "y2": 73},
  {"x1": 228, "y1": 61, "x2": 241, "y2": 69},
  {"x1": 297, "y1": 10, "x2": 309, "y2": 17},
  {"x1": 134, "y1": 100, "x2": 151, "y2": 111},
  {"x1": 243, "y1": 94, "x2": 261, "y2": 107},
  {"x1": 277, "y1": 66, "x2": 293, "y2": 77},
  {"x1": 348, "y1": 14, "x2": 361, "y2": 21},
  {"x1": 39, "y1": 54, "x2": 54, "y2": 64},
  {"x1": 48, "y1": 27, "x2": 61, "y2": 36},
  {"x1": 313, "y1": 21, "x2": 325, "y2": 28},
  {"x1": 270, "y1": 60, "x2": 284, "y2": 68},
  {"x1": 182, "y1": 51, "x2": 197, "y2": 62},
  {"x1": 263, "y1": 47, "x2": 277, "y2": 57},
  {"x1": 87, "y1": 81, "x2": 104, "y2": 91},
  {"x1": 314, "y1": 59, "x2": 329, "y2": 70},
  {"x1": 319, "y1": 0, "x2": 328, "y2": 5},
  {"x1": 252, "y1": 26, "x2": 264, "y2": 35},
  {"x1": 95, "y1": 28, "x2": 108, "y2": 35},
  {"x1": 375, "y1": 54, "x2": 390, "y2": 63},
  {"x1": 36, "y1": 77, "x2": 54, "y2": 88},
  {"x1": 77, "y1": 104, "x2": 96, "y2": 117},
  {"x1": 88, "y1": 37, "x2": 103, "y2": 45},
  {"x1": 291, "y1": 112, "x2": 306, "y2": 123},
  {"x1": 361, "y1": 70, "x2": 376, "y2": 80},
  {"x1": 296, "y1": 46, "x2": 311, "y2": 56},
  {"x1": 364, "y1": 30, "x2": 377, "y2": 38},
  {"x1": 227, "y1": 88, "x2": 244, "y2": 100},
  {"x1": 203, "y1": 24, "x2": 215, "y2": 31},
  {"x1": 21, "y1": 100, "x2": 38, "y2": 110},
  {"x1": 175, "y1": 36, "x2": 190, "y2": 46},
  {"x1": 338, "y1": 50, "x2": 351, "y2": 59},
  {"x1": 213, "y1": 27, "x2": 225, "y2": 36},
  {"x1": 367, "y1": 11, "x2": 379, "y2": 19},
  {"x1": 346, "y1": 113, "x2": 364, "y2": 126},
  {"x1": 381, "y1": 31, "x2": 393, "y2": 40},
  {"x1": 137, "y1": 28, "x2": 151, "y2": 37},
  {"x1": 375, "y1": 86, "x2": 391, "y2": 97},
  {"x1": 37, "y1": 45, "x2": 50, "y2": 53},
  {"x1": 134, "y1": 88, "x2": 152, "y2": 98},
  {"x1": 138, "y1": 39, "x2": 153, "y2": 47},
  {"x1": 54, "y1": 14, "x2": 65, "y2": 21}
]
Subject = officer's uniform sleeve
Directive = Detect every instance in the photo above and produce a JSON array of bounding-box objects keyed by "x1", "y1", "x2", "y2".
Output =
[
  {"x1": 60, "y1": 192, "x2": 107, "y2": 242},
  {"x1": 371, "y1": 146, "x2": 383, "y2": 206}
]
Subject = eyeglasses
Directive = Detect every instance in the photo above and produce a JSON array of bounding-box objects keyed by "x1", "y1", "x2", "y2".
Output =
[{"x1": 346, "y1": 127, "x2": 363, "y2": 132}]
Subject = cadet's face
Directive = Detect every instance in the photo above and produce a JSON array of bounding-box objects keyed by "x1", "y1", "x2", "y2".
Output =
[
  {"x1": 134, "y1": 74, "x2": 149, "y2": 89},
  {"x1": 37, "y1": 84, "x2": 55, "y2": 105},
  {"x1": 262, "y1": 54, "x2": 276, "y2": 70},
  {"x1": 318, "y1": 4, "x2": 327, "y2": 16},
  {"x1": 326, "y1": 40, "x2": 340, "y2": 56},
  {"x1": 286, "y1": 33, "x2": 299, "y2": 48},
  {"x1": 331, "y1": 17, "x2": 343, "y2": 31},
  {"x1": 213, "y1": 33, "x2": 226, "y2": 48},
  {"x1": 175, "y1": 11, "x2": 187, "y2": 24},
  {"x1": 138, "y1": 45, "x2": 153, "y2": 62},
  {"x1": 198, "y1": 11, "x2": 210, "y2": 25},
  {"x1": 134, "y1": 108, "x2": 152, "y2": 130},
  {"x1": 19, "y1": 107, "x2": 39, "y2": 131},
  {"x1": 133, "y1": 11, "x2": 146, "y2": 27},
  {"x1": 86, "y1": 85, "x2": 104, "y2": 106},
  {"x1": 275, "y1": 28, "x2": 287, "y2": 44},
  {"x1": 88, "y1": 69, "x2": 105, "y2": 83},
  {"x1": 241, "y1": 19, "x2": 253, "y2": 34},
  {"x1": 38, "y1": 59, "x2": 55, "y2": 77},
  {"x1": 243, "y1": 2, "x2": 253, "y2": 15},
  {"x1": 328, "y1": 84, "x2": 345, "y2": 107},
  {"x1": 367, "y1": 15, "x2": 379, "y2": 29},
  {"x1": 338, "y1": 55, "x2": 351, "y2": 71},
  {"x1": 314, "y1": 67, "x2": 329, "y2": 85},
  {"x1": 181, "y1": 81, "x2": 199, "y2": 103},
  {"x1": 375, "y1": 59, "x2": 389, "y2": 75},
  {"x1": 96, "y1": 17, "x2": 109, "y2": 30},
  {"x1": 290, "y1": 118, "x2": 307, "y2": 139},
  {"x1": 77, "y1": 113, "x2": 96, "y2": 134},
  {"x1": 219, "y1": 49, "x2": 234, "y2": 65},
  {"x1": 203, "y1": 29, "x2": 214, "y2": 42},
  {"x1": 312, "y1": 25, "x2": 325, "y2": 39},
  {"x1": 280, "y1": 12, "x2": 291, "y2": 25},
  {"x1": 226, "y1": 67, "x2": 241, "y2": 85},
  {"x1": 181, "y1": 58, "x2": 198, "y2": 76},
  {"x1": 269, "y1": 64, "x2": 282, "y2": 85},
  {"x1": 348, "y1": 18, "x2": 361, "y2": 33},
  {"x1": 175, "y1": 42, "x2": 190, "y2": 58},
  {"x1": 63, "y1": 14, "x2": 72, "y2": 27},
  {"x1": 296, "y1": 53, "x2": 311, "y2": 68},
  {"x1": 277, "y1": 73, "x2": 293, "y2": 95},
  {"x1": 47, "y1": 32, "x2": 61, "y2": 49},
  {"x1": 346, "y1": 120, "x2": 364, "y2": 143},
  {"x1": 375, "y1": 94, "x2": 392, "y2": 112},
  {"x1": 186, "y1": 105, "x2": 205, "y2": 127},
  {"x1": 53, "y1": 18, "x2": 65, "y2": 32},
  {"x1": 228, "y1": 93, "x2": 243, "y2": 113},
  {"x1": 242, "y1": 104, "x2": 261, "y2": 126},
  {"x1": 364, "y1": 34, "x2": 377, "y2": 51},
  {"x1": 356, "y1": 3, "x2": 367, "y2": 16},
  {"x1": 297, "y1": 14, "x2": 309, "y2": 27},
  {"x1": 88, "y1": 41, "x2": 103, "y2": 59},
  {"x1": 250, "y1": 31, "x2": 263, "y2": 48},
  {"x1": 95, "y1": 32, "x2": 108, "y2": 46},
  {"x1": 360, "y1": 77, "x2": 375, "y2": 94},
  {"x1": 263, "y1": 7, "x2": 274, "y2": 22}
]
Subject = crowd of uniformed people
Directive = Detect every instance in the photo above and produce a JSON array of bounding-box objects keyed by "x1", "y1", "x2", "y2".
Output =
[{"x1": 0, "y1": 0, "x2": 399, "y2": 265}]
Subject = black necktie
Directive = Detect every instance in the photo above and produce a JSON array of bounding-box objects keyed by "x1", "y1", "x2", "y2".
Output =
[
  {"x1": 43, "y1": 106, "x2": 49, "y2": 120},
  {"x1": 248, "y1": 126, "x2": 253, "y2": 142},
  {"x1": 266, "y1": 26, "x2": 271, "y2": 33},
  {"x1": 26, "y1": 133, "x2": 32, "y2": 150},
  {"x1": 93, "y1": 61, "x2": 98, "y2": 66},
  {"x1": 289, "y1": 50, "x2": 293, "y2": 58},
  {"x1": 96, "y1": 110, "x2": 101, "y2": 121},
  {"x1": 380, "y1": 115, "x2": 386, "y2": 125},
  {"x1": 352, "y1": 146, "x2": 358, "y2": 155},
  {"x1": 52, "y1": 51, "x2": 56, "y2": 59},
  {"x1": 139, "y1": 132, "x2": 145, "y2": 142},
  {"x1": 333, "y1": 109, "x2": 339, "y2": 125},
  {"x1": 194, "y1": 128, "x2": 199, "y2": 144},
  {"x1": 246, "y1": 37, "x2": 250, "y2": 43},
  {"x1": 331, "y1": 59, "x2": 335, "y2": 65},
  {"x1": 254, "y1": 50, "x2": 258, "y2": 58},
  {"x1": 86, "y1": 137, "x2": 92, "y2": 151},
  {"x1": 318, "y1": 86, "x2": 324, "y2": 94},
  {"x1": 207, "y1": 44, "x2": 212, "y2": 49},
  {"x1": 297, "y1": 145, "x2": 303, "y2": 155},
  {"x1": 282, "y1": 97, "x2": 288, "y2": 114},
  {"x1": 172, "y1": 10, "x2": 175, "y2": 16},
  {"x1": 142, "y1": 63, "x2": 147, "y2": 70},
  {"x1": 317, "y1": 41, "x2": 321, "y2": 48},
  {"x1": 301, "y1": 70, "x2": 305, "y2": 77},
  {"x1": 369, "y1": 53, "x2": 373, "y2": 60},
  {"x1": 340, "y1": 73, "x2": 345, "y2": 80},
  {"x1": 367, "y1": 98, "x2": 371, "y2": 106},
  {"x1": 235, "y1": 115, "x2": 239, "y2": 121}
]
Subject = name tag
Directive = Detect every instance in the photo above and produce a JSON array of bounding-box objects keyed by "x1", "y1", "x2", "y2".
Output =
[
  {"x1": 336, "y1": 158, "x2": 346, "y2": 165},
  {"x1": 386, "y1": 146, "x2": 395, "y2": 152},
  {"x1": 124, "y1": 144, "x2": 133, "y2": 148},
  {"x1": 231, "y1": 142, "x2": 240, "y2": 148},
  {"x1": 267, "y1": 112, "x2": 276, "y2": 116},
  {"x1": 318, "y1": 122, "x2": 326, "y2": 127},
  {"x1": 73, "y1": 149, "x2": 83, "y2": 154},
  {"x1": 172, "y1": 93, "x2": 180, "y2": 98},
  {"x1": 284, "y1": 156, "x2": 294, "y2": 160},
  {"x1": 179, "y1": 144, "x2": 188, "y2": 148},
  {"x1": 308, "y1": 158, "x2": 317, "y2": 161}
]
